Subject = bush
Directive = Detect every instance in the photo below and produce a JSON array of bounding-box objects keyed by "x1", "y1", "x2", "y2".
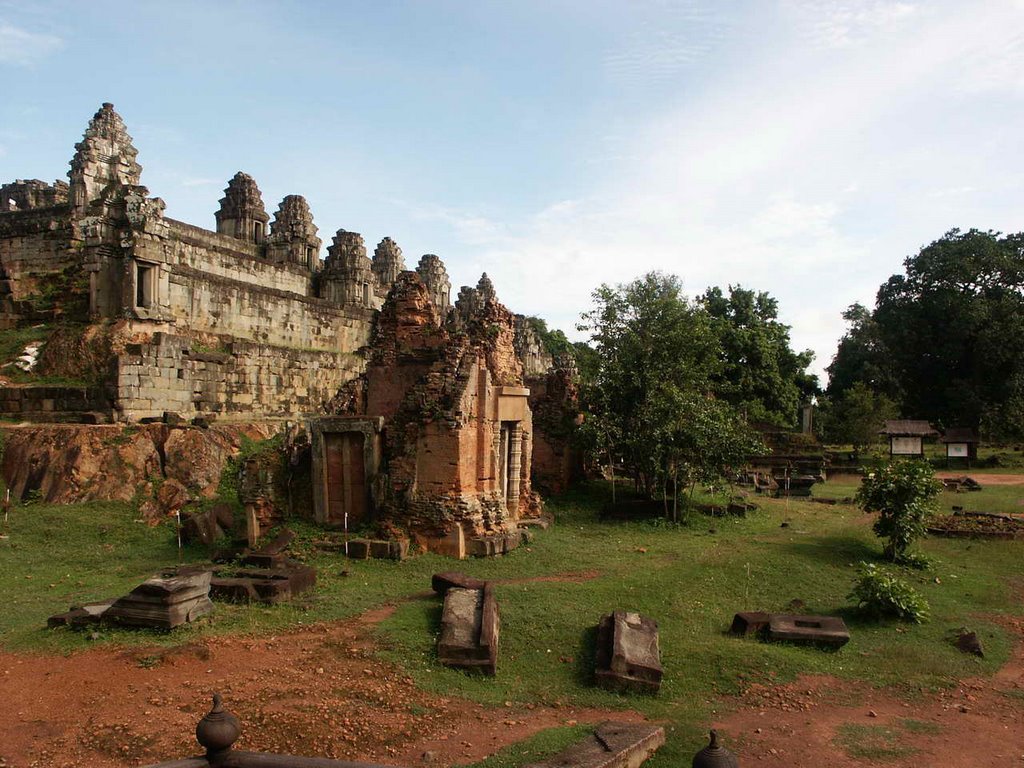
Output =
[
  {"x1": 856, "y1": 460, "x2": 941, "y2": 561},
  {"x1": 849, "y1": 563, "x2": 930, "y2": 622}
]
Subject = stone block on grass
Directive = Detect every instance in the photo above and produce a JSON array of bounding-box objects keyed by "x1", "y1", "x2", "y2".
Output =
[
  {"x1": 437, "y1": 584, "x2": 499, "y2": 675},
  {"x1": 595, "y1": 610, "x2": 663, "y2": 694},
  {"x1": 767, "y1": 613, "x2": 850, "y2": 648}
]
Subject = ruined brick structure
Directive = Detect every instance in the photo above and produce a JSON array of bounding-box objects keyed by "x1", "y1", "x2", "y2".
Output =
[
  {"x1": 513, "y1": 317, "x2": 583, "y2": 494},
  {"x1": 311, "y1": 274, "x2": 540, "y2": 556}
]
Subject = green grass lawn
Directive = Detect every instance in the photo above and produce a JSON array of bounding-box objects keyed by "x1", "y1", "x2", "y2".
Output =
[{"x1": 1, "y1": 480, "x2": 1023, "y2": 766}]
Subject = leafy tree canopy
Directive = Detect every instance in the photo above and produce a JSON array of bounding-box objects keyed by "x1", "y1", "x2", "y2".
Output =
[
  {"x1": 578, "y1": 272, "x2": 761, "y2": 504},
  {"x1": 699, "y1": 285, "x2": 818, "y2": 427},
  {"x1": 872, "y1": 229, "x2": 1024, "y2": 433}
]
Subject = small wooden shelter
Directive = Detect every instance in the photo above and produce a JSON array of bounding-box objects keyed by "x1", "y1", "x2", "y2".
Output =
[
  {"x1": 879, "y1": 420, "x2": 938, "y2": 458},
  {"x1": 941, "y1": 427, "x2": 979, "y2": 464}
]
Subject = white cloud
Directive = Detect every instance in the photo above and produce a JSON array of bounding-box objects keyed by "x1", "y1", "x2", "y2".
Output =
[{"x1": 0, "y1": 22, "x2": 62, "y2": 65}]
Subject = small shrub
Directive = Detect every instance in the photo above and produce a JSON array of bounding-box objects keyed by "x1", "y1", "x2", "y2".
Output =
[
  {"x1": 856, "y1": 460, "x2": 940, "y2": 561},
  {"x1": 849, "y1": 563, "x2": 930, "y2": 622}
]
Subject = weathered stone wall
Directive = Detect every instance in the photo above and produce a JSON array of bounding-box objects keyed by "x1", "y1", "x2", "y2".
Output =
[
  {"x1": 0, "y1": 207, "x2": 76, "y2": 300},
  {"x1": 527, "y1": 367, "x2": 582, "y2": 495},
  {"x1": 164, "y1": 219, "x2": 312, "y2": 295},
  {"x1": 0, "y1": 385, "x2": 111, "y2": 422},
  {"x1": 115, "y1": 332, "x2": 365, "y2": 421}
]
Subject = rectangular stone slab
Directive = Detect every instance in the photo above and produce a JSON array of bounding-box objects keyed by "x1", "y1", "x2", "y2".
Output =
[
  {"x1": 768, "y1": 613, "x2": 850, "y2": 647},
  {"x1": 523, "y1": 722, "x2": 665, "y2": 768},
  {"x1": 595, "y1": 611, "x2": 662, "y2": 693},
  {"x1": 437, "y1": 586, "x2": 499, "y2": 675}
]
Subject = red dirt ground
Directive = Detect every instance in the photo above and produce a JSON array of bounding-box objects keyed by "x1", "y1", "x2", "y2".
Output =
[
  {"x1": 0, "y1": 599, "x2": 646, "y2": 768},
  {"x1": 3, "y1": 576, "x2": 1023, "y2": 767}
]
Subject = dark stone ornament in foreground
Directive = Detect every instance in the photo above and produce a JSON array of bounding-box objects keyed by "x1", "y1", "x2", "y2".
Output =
[
  {"x1": 196, "y1": 693, "x2": 241, "y2": 763},
  {"x1": 692, "y1": 730, "x2": 739, "y2": 768}
]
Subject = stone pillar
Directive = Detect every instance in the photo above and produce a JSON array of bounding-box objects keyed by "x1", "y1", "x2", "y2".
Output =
[{"x1": 506, "y1": 422, "x2": 523, "y2": 516}]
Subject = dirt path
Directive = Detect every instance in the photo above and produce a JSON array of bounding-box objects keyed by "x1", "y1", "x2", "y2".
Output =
[
  {"x1": 713, "y1": 616, "x2": 1024, "y2": 766},
  {"x1": 0, "y1": 600, "x2": 643, "y2": 768},
  {"x1": 935, "y1": 472, "x2": 1024, "y2": 486}
]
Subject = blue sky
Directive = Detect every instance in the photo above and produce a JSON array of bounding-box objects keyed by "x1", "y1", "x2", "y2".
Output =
[{"x1": 3, "y1": 1, "x2": 1024, "y2": 381}]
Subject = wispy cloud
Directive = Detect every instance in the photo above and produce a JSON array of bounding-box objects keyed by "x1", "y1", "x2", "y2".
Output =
[
  {"x1": 602, "y1": 1, "x2": 731, "y2": 88},
  {"x1": 0, "y1": 22, "x2": 62, "y2": 66},
  {"x1": 788, "y1": 0, "x2": 917, "y2": 48}
]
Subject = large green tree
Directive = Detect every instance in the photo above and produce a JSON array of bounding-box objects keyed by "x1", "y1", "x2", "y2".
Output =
[
  {"x1": 825, "y1": 303, "x2": 900, "y2": 403},
  {"x1": 699, "y1": 285, "x2": 818, "y2": 426},
  {"x1": 578, "y1": 272, "x2": 759, "y2": 503},
  {"x1": 872, "y1": 229, "x2": 1024, "y2": 434}
]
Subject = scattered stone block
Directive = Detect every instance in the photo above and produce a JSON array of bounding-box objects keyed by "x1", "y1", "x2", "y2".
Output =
[
  {"x1": 104, "y1": 569, "x2": 214, "y2": 630},
  {"x1": 437, "y1": 584, "x2": 499, "y2": 675},
  {"x1": 595, "y1": 610, "x2": 663, "y2": 693},
  {"x1": 345, "y1": 537, "x2": 409, "y2": 560},
  {"x1": 767, "y1": 613, "x2": 850, "y2": 648},
  {"x1": 431, "y1": 571, "x2": 487, "y2": 596},
  {"x1": 47, "y1": 599, "x2": 116, "y2": 629},
  {"x1": 729, "y1": 611, "x2": 771, "y2": 637},
  {"x1": 522, "y1": 721, "x2": 665, "y2": 768},
  {"x1": 210, "y1": 562, "x2": 316, "y2": 605},
  {"x1": 241, "y1": 528, "x2": 295, "y2": 568},
  {"x1": 954, "y1": 629, "x2": 984, "y2": 657},
  {"x1": 466, "y1": 530, "x2": 523, "y2": 557}
]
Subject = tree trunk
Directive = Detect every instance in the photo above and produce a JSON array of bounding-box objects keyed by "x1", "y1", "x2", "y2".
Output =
[{"x1": 608, "y1": 449, "x2": 616, "y2": 505}]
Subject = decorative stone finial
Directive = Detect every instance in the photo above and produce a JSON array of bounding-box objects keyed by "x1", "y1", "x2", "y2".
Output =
[
  {"x1": 195, "y1": 693, "x2": 241, "y2": 763},
  {"x1": 215, "y1": 172, "x2": 269, "y2": 243},
  {"x1": 692, "y1": 730, "x2": 739, "y2": 768}
]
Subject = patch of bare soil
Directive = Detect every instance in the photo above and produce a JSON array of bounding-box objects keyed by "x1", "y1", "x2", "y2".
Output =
[
  {"x1": 713, "y1": 616, "x2": 1024, "y2": 766},
  {"x1": 0, "y1": 601, "x2": 643, "y2": 768}
]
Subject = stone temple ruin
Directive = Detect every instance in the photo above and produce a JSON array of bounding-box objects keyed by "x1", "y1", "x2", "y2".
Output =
[{"x1": 0, "y1": 103, "x2": 580, "y2": 555}]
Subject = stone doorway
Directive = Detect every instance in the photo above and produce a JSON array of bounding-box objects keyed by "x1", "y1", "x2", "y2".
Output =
[
  {"x1": 324, "y1": 431, "x2": 367, "y2": 526},
  {"x1": 310, "y1": 416, "x2": 382, "y2": 528}
]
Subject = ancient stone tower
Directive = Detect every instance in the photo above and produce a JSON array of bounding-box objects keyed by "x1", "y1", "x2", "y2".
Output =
[
  {"x1": 371, "y1": 237, "x2": 405, "y2": 299},
  {"x1": 321, "y1": 229, "x2": 378, "y2": 308},
  {"x1": 267, "y1": 194, "x2": 321, "y2": 270},
  {"x1": 415, "y1": 254, "x2": 451, "y2": 322},
  {"x1": 68, "y1": 103, "x2": 142, "y2": 215},
  {"x1": 215, "y1": 172, "x2": 270, "y2": 244}
]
